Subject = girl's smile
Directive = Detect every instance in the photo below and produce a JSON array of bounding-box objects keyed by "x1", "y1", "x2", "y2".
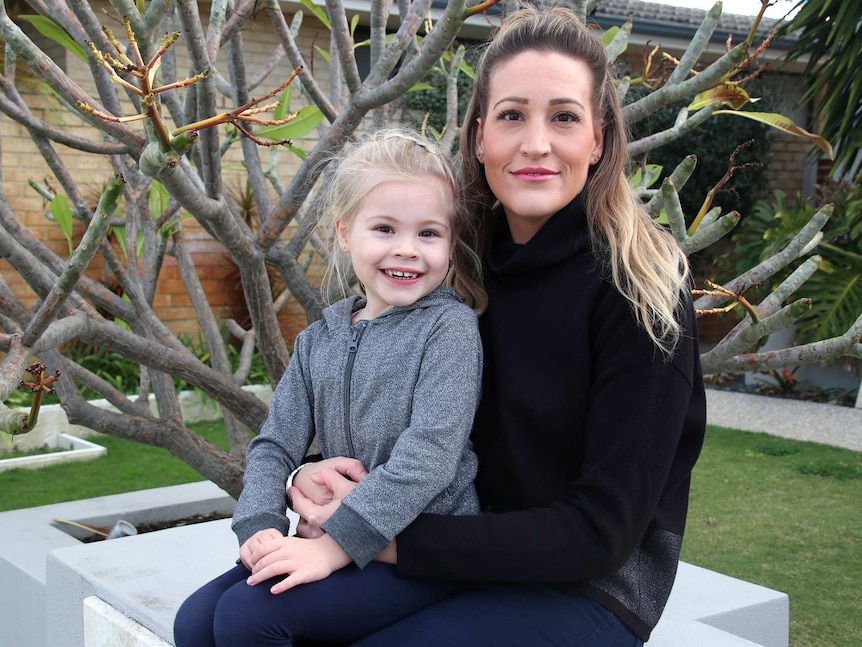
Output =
[{"x1": 336, "y1": 178, "x2": 454, "y2": 320}]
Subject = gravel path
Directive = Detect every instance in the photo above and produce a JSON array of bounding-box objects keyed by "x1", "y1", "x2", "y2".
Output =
[{"x1": 706, "y1": 389, "x2": 862, "y2": 452}]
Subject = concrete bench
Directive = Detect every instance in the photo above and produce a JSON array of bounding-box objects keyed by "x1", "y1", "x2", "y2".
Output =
[
  {"x1": 45, "y1": 518, "x2": 788, "y2": 647},
  {"x1": 0, "y1": 481, "x2": 788, "y2": 646}
]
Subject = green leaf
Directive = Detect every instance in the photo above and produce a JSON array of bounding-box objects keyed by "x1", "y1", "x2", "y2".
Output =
[
  {"x1": 601, "y1": 26, "x2": 620, "y2": 48},
  {"x1": 300, "y1": 0, "x2": 330, "y2": 29},
  {"x1": 408, "y1": 82, "x2": 435, "y2": 93},
  {"x1": 256, "y1": 105, "x2": 325, "y2": 141},
  {"x1": 714, "y1": 110, "x2": 835, "y2": 159},
  {"x1": 629, "y1": 163, "x2": 663, "y2": 190},
  {"x1": 273, "y1": 85, "x2": 292, "y2": 122},
  {"x1": 135, "y1": 230, "x2": 145, "y2": 259},
  {"x1": 314, "y1": 45, "x2": 331, "y2": 63},
  {"x1": 781, "y1": 0, "x2": 860, "y2": 168},
  {"x1": 148, "y1": 181, "x2": 169, "y2": 220},
  {"x1": 18, "y1": 15, "x2": 88, "y2": 63},
  {"x1": 114, "y1": 300, "x2": 132, "y2": 333},
  {"x1": 796, "y1": 259, "x2": 862, "y2": 343},
  {"x1": 689, "y1": 83, "x2": 751, "y2": 111},
  {"x1": 111, "y1": 226, "x2": 127, "y2": 258},
  {"x1": 50, "y1": 195, "x2": 75, "y2": 254},
  {"x1": 108, "y1": 226, "x2": 145, "y2": 261},
  {"x1": 440, "y1": 50, "x2": 475, "y2": 79},
  {"x1": 350, "y1": 14, "x2": 359, "y2": 38},
  {"x1": 286, "y1": 143, "x2": 308, "y2": 161},
  {"x1": 354, "y1": 33, "x2": 398, "y2": 50}
]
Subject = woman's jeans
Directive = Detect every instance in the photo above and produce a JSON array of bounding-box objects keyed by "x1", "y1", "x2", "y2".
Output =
[{"x1": 351, "y1": 582, "x2": 644, "y2": 647}]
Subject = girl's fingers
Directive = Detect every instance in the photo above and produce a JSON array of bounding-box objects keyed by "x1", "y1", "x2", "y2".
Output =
[
  {"x1": 270, "y1": 574, "x2": 299, "y2": 595},
  {"x1": 247, "y1": 559, "x2": 293, "y2": 585}
]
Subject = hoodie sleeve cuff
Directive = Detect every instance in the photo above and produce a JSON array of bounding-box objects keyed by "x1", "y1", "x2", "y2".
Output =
[
  {"x1": 322, "y1": 504, "x2": 389, "y2": 568},
  {"x1": 231, "y1": 513, "x2": 288, "y2": 547}
]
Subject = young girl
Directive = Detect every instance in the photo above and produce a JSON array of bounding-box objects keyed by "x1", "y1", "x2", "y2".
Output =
[{"x1": 173, "y1": 128, "x2": 486, "y2": 646}]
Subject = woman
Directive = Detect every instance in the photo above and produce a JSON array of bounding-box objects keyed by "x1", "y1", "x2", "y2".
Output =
[{"x1": 287, "y1": 7, "x2": 706, "y2": 645}]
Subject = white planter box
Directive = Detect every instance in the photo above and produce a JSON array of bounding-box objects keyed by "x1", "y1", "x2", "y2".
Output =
[
  {"x1": 0, "y1": 482, "x2": 236, "y2": 647},
  {"x1": 0, "y1": 434, "x2": 106, "y2": 474}
]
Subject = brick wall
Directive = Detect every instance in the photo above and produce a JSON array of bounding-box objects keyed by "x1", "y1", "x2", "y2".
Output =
[
  {"x1": 1, "y1": 3, "x2": 328, "y2": 348},
  {"x1": 764, "y1": 132, "x2": 813, "y2": 198}
]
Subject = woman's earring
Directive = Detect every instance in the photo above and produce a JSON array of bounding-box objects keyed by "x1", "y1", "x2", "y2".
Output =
[{"x1": 476, "y1": 153, "x2": 484, "y2": 164}]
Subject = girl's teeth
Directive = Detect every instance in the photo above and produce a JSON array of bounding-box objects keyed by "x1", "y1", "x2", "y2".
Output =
[{"x1": 386, "y1": 270, "x2": 418, "y2": 279}]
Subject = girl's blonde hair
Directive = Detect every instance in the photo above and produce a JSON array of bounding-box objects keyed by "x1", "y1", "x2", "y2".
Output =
[
  {"x1": 460, "y1": 6, "x2": 690, "y2": 354},
  {"x1": 319, "y1": 128, "x2": 486, "y2": 312}
]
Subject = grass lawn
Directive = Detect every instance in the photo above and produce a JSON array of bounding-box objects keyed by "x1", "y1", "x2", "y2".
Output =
[
  {"x1": 0, "y1": 420, "x2": 228, "y2": 512},
  {"x1": 682, "y1": 426, "x2": 862, "y2": 647},
  {"x1": 2, "y1": 421, "x2": 860, "y2": 646}
]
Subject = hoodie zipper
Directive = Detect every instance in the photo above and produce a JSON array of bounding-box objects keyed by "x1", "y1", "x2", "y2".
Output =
[{"x1": 343, "y1": 320, "x2": 368, "y2": 458}]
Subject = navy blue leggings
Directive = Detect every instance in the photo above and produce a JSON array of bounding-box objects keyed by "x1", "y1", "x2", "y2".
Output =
[
  {"x1": 173, "y1": 562, "x2": 458, "y2": 646},
  {"x1": 174, "y1": 562, "x2": 642, "y2": 646}
]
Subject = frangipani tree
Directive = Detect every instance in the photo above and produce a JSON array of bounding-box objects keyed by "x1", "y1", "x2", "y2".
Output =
[{"x1": 0, "y1": 0, "x2": 859, "y2": 498}]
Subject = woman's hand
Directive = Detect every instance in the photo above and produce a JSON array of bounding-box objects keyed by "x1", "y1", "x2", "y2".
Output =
[
  {"x1": 291, "y1": 457, "x2": 367, "y2": 504},
  {"x1": 238, "y1": 528, "x2": 284, "y2": 570},
  {"x1": 246, "y1": 534, "x2": 352, "y2": 594},
  {"x1": 290, "y1": 468, "x2": 359, "y2": 537}
]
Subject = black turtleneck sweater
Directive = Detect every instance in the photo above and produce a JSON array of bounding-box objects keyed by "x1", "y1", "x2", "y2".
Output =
[{"x1": 397, "y1": 196, "x2": 707, "y2": 641}]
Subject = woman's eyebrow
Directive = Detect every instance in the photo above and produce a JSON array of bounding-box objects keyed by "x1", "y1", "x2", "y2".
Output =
[
  {"x1": 492, "y1": 96, "x2": 585, "y2": 110},
  {"x1": 492, "y1": 96, "x2": 527, "y2": 110}
]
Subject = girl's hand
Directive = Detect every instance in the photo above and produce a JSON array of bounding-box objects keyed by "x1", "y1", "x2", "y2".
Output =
[
  {"x1": 247, "y1": 534, "x2": 351, "y2": 594},
  {"x1": 292, "y1": 457, "x2": 367, "y2": 505},
  {"x1": 290, "y1": 468, "x2": 359, "y2": 536},
  {"x1": 239, "y1": 528, "x2": 284, "y2": 570}
]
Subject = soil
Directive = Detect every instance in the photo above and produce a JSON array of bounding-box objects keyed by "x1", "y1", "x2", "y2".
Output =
[
  {"x1": 81, "y1": 511, "x2": 232, "y2": 543},
  {"x1": 704, "y1": 373, "x2": 858, "y2": 408}
]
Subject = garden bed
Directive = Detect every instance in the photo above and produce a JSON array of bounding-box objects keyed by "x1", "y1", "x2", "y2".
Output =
[
  {"x1": 64, "y1": 511, "x2": 233, "y2": 543},
  {"x1": 704, "y1": 373, "x2": 859, "y2": 407},
  {"x1": 0, "y1": 433, "x2": 106, "y2": 474}
]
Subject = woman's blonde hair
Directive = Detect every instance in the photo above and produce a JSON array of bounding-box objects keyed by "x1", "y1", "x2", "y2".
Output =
[
  {"x1": 319, "y1": 128, "x2": 486, "y2": 312},
  {"x1": 460, "y1": 6, "x2": 689, "y2": 354}
]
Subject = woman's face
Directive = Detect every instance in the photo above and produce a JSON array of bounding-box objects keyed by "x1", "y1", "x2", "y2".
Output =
[{"x1": 475, "y1": 50, "x2": 604, "y2": 243}]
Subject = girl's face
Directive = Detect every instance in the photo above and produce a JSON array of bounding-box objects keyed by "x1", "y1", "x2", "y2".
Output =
[
  {"x1": 336, "y1": 178, "x2": 453, "y2": 320},
  {"x1": 475, "y1": 50, "x2": 605, "y2": 243}
]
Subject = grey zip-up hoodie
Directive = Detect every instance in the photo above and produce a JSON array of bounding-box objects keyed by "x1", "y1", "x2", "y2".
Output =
[{"x1": 232, "y1": 285, "x2": 481, "y2": 567}]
